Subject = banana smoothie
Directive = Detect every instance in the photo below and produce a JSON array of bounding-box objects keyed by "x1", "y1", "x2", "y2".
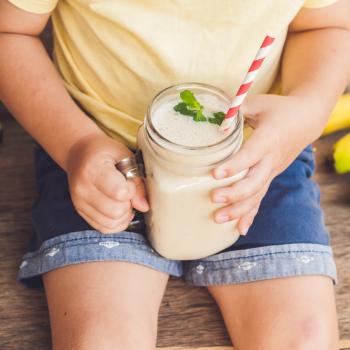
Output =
[{"x1": 137, "y1": 83, "x2": 246, "y2": 260}]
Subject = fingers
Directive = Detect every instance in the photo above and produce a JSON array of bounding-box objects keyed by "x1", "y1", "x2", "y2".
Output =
[
  {"x1": 213, "y1": 168, "x2": 271, "y2": 238},
  {"x1": 213, "y1": 130, "x2": 267, "y2": 179},
  {"x1": 214, "y1": 183, "x2": 267, "y2": 224},
  {"x1": 94, "y1": 163, "x2": 135, "y2": 201},
  {"x1": 70, "y1": 159, "x2": 150, "y2": 234},
  {"x1": 212, "y1": 158, "x2": 272, "y2": 204},
  {"x1": 93, "y1": 163, "x2": 149, "y2": 212},
  {"x1": 130, "y1": 177, "x2": 150, "y2": 212},
  {"x1": 237, "y1": 206, "x2": 259, "y2": 236},
  {"x1": 78, "y1": 203, "x2": 135, "y2": 234},
  {"x1": 79, "y1": 186, "x2": 132, "y2": 220},
  {"x1": 70, "y1": 173, "x2": 133, "y2": 233}
]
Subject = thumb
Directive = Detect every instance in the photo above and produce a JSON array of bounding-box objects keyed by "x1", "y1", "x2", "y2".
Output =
[
  {"x1": 241, "y1": 94, "x2": 268, "y2": 118},
  {"x1": 130, "y1": 177, "x2": 150, "y2": 212},
  {"x1": 241, "y1": 94, "x2": 270, "y2": 129}
]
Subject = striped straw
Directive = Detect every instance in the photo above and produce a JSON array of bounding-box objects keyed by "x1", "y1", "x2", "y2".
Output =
[{"x1": 220, "y1": 35, "x2": 275, "y2": 132}]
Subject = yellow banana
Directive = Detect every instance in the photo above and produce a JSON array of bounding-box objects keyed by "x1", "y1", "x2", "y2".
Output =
[
  {"x1": 323, "y1": 94, "x2": 350, "y2": 135},
  {"x1": 333, "y1": 133, "x2": 350, "y2": 174}
]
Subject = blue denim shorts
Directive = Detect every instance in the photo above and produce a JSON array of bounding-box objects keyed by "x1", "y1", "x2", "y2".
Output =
[{"x1": 18, "y1": 145, "x2": 337, "y2": 287}]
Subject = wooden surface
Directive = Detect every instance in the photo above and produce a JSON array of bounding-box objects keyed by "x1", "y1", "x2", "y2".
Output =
[
  {"x1": 0, "y1": 112, "x2": 349, "y2": 350},
  {"x1": 157, "y1": 340, "x2": 350, "y2": 350}
]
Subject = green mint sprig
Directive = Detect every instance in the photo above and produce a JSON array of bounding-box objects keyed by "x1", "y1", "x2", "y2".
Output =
[
  {"x1": 173, "y1": 90, "x2": 225, "y2": 125},
  {"x1": 208, "y1": 111, "x2": 225, "y2": 125}
]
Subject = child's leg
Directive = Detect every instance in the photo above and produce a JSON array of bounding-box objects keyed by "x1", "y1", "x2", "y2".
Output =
[
  {"x1": 43, "y1": 261, "x2": 168, "y2": 350},
  {"x1": 208, "y1": 276, "x2": 338, "y2": 350},
  {"x1": 185, "y1": 147, "x2": 337, "y2": 347}
]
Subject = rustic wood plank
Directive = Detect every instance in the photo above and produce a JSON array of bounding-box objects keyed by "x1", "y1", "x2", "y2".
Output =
[
  {"x1": 157, "y1": 347, "x2": 234, "y2": 350},
  {"x1": 0, "y1": 115, "x2": 349, "y2": 350},
  {"x1": 340, "y1": 339, "x2": 350, "y2": 349},
  {"x1": 157, "y1": 340, "x2": 350, "y2": 350}
]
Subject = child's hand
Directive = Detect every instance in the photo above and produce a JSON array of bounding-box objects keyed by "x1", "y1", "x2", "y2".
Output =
[
  {"x1": 211, "y1": 94, "x2": 317, "y2": 236},
  {"x1": 66, "y1": 134, "x2": 149, "y2": 234}
]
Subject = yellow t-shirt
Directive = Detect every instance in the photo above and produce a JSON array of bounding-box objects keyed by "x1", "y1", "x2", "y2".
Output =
[{"x1": 9, "y1": 0, "x2": 338, "y2": 147}]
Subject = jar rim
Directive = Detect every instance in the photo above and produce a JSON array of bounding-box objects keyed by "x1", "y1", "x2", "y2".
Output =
[{"x1": 146, "y1": 82, "x2": 241, "y2": 151}]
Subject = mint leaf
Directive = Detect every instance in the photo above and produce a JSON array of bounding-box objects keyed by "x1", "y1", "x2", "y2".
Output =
[
  {"x1": 213, "y1": 111, "x2": 225, "y2": 120},
  {"x1": 180, "y1": 90, "x2": 202, "y2": 110},
  {"x1": 208, "y1": 111, "x2": 225, "y2": 125},
  {"x1": 174, "y1": 90, "x2": 225, "y2": 125},
  {"x1": 174, "y1": 102, "x2": 196, "y2": 117},
  {"x1": 194, "y1": 110, "x2": 207, "y2": 122}
]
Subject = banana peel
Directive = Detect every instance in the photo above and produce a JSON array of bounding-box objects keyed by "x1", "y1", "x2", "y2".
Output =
[
  {"x1": 323, "y1": 94, "x2": 350, "y2": 135},
  {"x1": 333, "y1": 133, "x2": 350, "y2": 174},
  {"x1": 322, "y1": 94, "x2": 350, "y2": 174}
]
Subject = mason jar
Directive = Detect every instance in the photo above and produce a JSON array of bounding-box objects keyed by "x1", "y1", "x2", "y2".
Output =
[{"x1": 137, "y1": 83, "x2": 246, "y2": 260}]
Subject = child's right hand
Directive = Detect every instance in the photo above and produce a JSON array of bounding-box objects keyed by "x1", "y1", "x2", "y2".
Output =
[{"x1": 66, "y1": 134, "x2": 149, "y2": 234}]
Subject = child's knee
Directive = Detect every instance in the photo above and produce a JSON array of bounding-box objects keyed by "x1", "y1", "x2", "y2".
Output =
[
  {"x1": 54, "y1": 321, "x2": 156, "y2": 350},
  {"x1": 59, "y1": 335, "x2": 155, "y2": 350},
  {"x1": 291, "y1": 315, "x2": 337, "y2": 350},
  {"x1": 251, "y1": 315, "x2": 337, "y2": 350}
]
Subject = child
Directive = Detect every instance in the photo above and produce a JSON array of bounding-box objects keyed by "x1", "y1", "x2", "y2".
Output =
[{"x1": 1, "y1": 0, "x2": 349, "y2": 348}]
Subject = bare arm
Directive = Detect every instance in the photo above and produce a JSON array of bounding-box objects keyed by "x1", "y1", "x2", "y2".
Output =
[
  {"x1": 0, "y1": 0, "x2": 148, "y2": 233},
  {"x1": 282, "y1": 0, "x2": 350, "y2": 139},
  {"x1": 212, "y1": 0, "x2": 350, "y2": 235},
  {"x1": 0, "y1": 0, "x2": 106, "y2": 170}
]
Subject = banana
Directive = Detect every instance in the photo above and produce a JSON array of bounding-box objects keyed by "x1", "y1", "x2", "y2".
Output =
[
  {"x1": 333, "y1": 133, "x2": 350, "y2": 174},
  {"x1": 323, "y1": 94, "x2": 350, "y2": 135}
]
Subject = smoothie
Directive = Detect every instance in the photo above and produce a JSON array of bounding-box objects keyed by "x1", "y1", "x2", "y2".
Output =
[
  {"x1": 151, "y1": 93, "x2": 228, "y2": 147},
  {"x1": 138, "y1": 84, "x2": 246, "y2": 260}
]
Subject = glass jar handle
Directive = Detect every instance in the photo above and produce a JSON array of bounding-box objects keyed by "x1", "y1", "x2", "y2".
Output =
[
  {"x1": 115, "y1": 150, "x2": 147, "y2": 233},
  {"x1": 115, "y1": 149, "x2": 145, "y2": 179}
]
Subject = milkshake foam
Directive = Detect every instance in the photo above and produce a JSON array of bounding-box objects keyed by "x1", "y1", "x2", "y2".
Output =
[{"x1": 152, "y1": 93, "x2": 228, "y2": 147}]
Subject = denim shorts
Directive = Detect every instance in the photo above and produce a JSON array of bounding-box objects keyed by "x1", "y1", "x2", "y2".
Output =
[{"x1": 18, "y1": 145, "x2": 337, "y2": 287}]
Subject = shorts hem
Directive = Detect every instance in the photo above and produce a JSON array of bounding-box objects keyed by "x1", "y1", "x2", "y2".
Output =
[
  {"x1": 18, "y1": 230, "x2": 183, "y2": 287},
  {"x1": 184, "y1": 243, "x2": 337, "y2": 286}
]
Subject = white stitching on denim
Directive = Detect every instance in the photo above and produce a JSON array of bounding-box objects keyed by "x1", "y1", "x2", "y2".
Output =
[
  {"x1": 19, "y1": 261, "x2": 28, "y2": 269},
  {"x1": 238, "y1": 261, "x2": 257, "y2": 271},
  {"x1": 297, "y1": 255, "x2": 314, "y2": 264},
  {"x1": 45, "y1": 247, "x2": 60, "y2": 257},
  {"x1": 98, "y1": 241, "x2": 120, "y2": 249},
  {"x1": 195, "y1": 264, "x2": 205, "y2": 274}
]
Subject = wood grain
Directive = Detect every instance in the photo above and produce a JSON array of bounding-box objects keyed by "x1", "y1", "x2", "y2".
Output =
[
  {"x1": 0, "y1": 114, "x2": 349, "y2": 350},
  {"x1": 157, "y1": 339, "x2": 350, "y2": 350}
]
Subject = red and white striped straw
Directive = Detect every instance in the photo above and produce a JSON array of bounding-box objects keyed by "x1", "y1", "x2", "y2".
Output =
[{"x1": 220, "y1": 35, "x2": 275, "y2": 132}]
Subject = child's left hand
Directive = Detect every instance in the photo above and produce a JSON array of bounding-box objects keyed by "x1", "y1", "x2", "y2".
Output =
[{"x1": 211, "y1": 94, "x2": 320, "y2": 236}]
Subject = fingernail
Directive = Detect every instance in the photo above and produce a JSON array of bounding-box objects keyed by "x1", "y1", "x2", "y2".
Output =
[
  {"x1": 216, "y1": 214, "x2": 229, "y2": 223},
  {"x1": 213, "y1": 195, "x2": 227, "y2": 203},
  {"x1": 240, "y1": 225, "x2": 249, "y2": 236},
  {"x1": 140, "y1": 198, "x2": 149, "y2": 210},
  {"x1": 215, "y1": 169, "x2": 227, "y2": 179}
]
